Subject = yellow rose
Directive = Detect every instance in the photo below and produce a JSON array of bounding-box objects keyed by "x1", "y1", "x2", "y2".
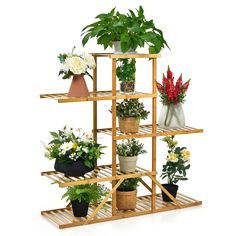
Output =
[
  {"x1": 65, "y1": 56, "x2": 87, "y2": 75},
  {"x1": 181, "y1": 149, "x2": 191, "y2": 160},
  {"x1": 72, "y1": 143, "x2": 78, "y2": 149},
  {"x1": 167, "y1": 152, "x2": 178, "y2": 162}
]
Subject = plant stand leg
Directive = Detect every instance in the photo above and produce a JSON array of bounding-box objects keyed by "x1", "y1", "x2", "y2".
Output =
[
  {"x1": 139, "y1": 179, "x2": 152, "y2": 193},
  {"x1": 148, "y1": 175, "x2": 183, "y2": 208},
  {"x1": 84, "y1": 178, "x2": 124, "y2": 225}
]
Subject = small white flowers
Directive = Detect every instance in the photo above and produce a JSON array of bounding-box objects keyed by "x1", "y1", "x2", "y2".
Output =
[{"x1": 60, "y1": 141, "x2": 74, "y2": 154}]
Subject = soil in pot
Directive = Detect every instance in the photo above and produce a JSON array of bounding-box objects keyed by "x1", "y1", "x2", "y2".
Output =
[
  {"x1": 54, "y1": 159, "x2": 94, "y2": 177},
  {"x1": 71, "y1": 201, "x2": 89, "y2": 217},
  {"x1": 118, "y1": 155, "x2": 138, "y2": 173},
  {"x1": 118, "y1": 117, "x2": 140, "y2": 133},
  {"x1": 116, "y1": 189, "x2": 137, "y2": 210},
  {"x1": 161, "y1": 184, "x2": 179, "y2": 202}
]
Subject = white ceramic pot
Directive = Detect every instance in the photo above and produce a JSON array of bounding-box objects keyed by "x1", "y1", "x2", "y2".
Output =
[
  {"x1": 118, "y1": 155, "x2": 138, "y2": 173},
  {"x1": 113, "y1": 41, "x2": 137, "y2": 54}
]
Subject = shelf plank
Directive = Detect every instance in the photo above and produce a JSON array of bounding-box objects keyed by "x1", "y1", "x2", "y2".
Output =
[
  {"x1": 40, "y1": 91, "x2": 156, "y2": 103},
  {"x1": 92, "y1": 53, "x2": 161, "y2": 59},
  {"x1": 41, "y1": 164, "x2": 156, "y2": 188},
  {"x1": 97, "y1": 124, "x2": 204, "y2": 140},
  {"x1": 41, "y1": 193, "x2": 202, "y2": 229}
]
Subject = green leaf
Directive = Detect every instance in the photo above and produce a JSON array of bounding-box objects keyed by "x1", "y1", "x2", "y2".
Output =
[
  {"x1": 50, "y1": 132, "x2": 59, "y2": 138},
  {"x1": 149, "y1": 46, "x2": 156, "y2": 54},
  {"x1": 82, "y1": 32, "x2": 92, "y2": 46}
]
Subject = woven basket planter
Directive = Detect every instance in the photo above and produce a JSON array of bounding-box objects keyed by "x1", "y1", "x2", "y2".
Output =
[
  {"x1": 116, "y1": 189, "x2": 137, "y2": 210},
  {"x1": 118, "y1": 117, "x2": 140, "y2": 133}
]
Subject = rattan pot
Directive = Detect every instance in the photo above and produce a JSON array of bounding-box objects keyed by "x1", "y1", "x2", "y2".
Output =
[
  {"x1": 118, "y1": 155, "x2": 138, "y2": 173},
  {"x1": 116, "y1": 189, "x2": 137, "y2": 210},
  {"x1": 118, "y1": 117, "x2": 140, "y2": 133}
]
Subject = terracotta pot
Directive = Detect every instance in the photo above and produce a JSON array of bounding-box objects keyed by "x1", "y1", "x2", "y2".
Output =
[
  {"x1": 68, "y1": 74, "x2": 89, "y2": 98},
  {"x1": 118, "y1": 117, "x2": 140, "y2": 133},
  {"x1": 118, "y1": 155, "x2": 138, "y2": 173},
  {"x1": 116, "y1": 189, "x2": 137, "y2": 210}
]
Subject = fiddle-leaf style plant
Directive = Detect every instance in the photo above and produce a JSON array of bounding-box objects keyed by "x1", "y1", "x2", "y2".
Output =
[
  {"x1": 117, "y1": 178, "x2": 140, "y2": 191},
  {"x1": 161, "y1": 136, "x2": 191, "y2": 184},
  {"x1": 117, "y1": 138, "x2": 147, "y2": 157},
  {"x1": 114, "y1": 99, "x2": 150, "y2": 120},
  {"x1": 62, "y1": 184, "x2": 109, "y2": 204},
  {"x1": 81, "y1": 6, "x2": 169, "y2": 53},
  {"x1": 58, "y1": 47, "x2": 96, "y2": 80},
  {"x1": 44, "y1": 126, "x2": 105, "y2": 168}
]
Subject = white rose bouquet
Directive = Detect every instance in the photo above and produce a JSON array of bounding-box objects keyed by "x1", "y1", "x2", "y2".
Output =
[{"x1": 58, "y1": 47, "x2": 96, "y2": 80}]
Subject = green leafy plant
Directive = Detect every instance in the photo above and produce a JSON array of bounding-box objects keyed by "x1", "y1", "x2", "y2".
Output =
[
  {"x1": 44, "y1": 126, "x2": 106, "y2": 168},
  {"x1": 81, "y1": 6, "x2": 169, "y2": 53},
  {"x1": 112, "y1": 99, "x2": 150, "y2": 120},
  {"x1": 116, "y1": 59, "x2": 136, "y2": 82},
  {"x1": 160, "y1": 136, "x2": 191, "y2": 184},
  {"x1": 117, "y1": 178, "x2": 140, "y2": 191},
  {"x1": 117, "y1": 138, "x2": 147, "y2": 157},
  {"x1": 62, "y1": 184, "x2": 109, "y2": 204}
]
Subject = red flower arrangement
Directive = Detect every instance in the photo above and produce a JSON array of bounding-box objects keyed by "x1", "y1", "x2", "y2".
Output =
[{"x1": 156, "y1": 66, "x2": 190, "y2": 105}]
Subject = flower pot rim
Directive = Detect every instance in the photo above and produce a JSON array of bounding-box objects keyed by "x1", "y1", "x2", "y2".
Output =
[
  {"x1": 116, "y1": 189, "x2": 137, "y2": 194},
  {"x1": 118, "y1": 116, "x2": 140, "y2": 120}
]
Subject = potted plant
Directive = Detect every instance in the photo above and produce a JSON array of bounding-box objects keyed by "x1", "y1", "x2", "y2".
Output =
[
  {"x1": 44, "y1": 126, "x2": 105, "y2": 177},
  {"x1": 58, "y1": 47, "x2": 96, "y2": 97},
  {"x1": 160, "y1": 136, "x2": 191, "y2": 202},
  {"x1": 117, "y1": 58, "x2": 136, "y2": 93},
  {"x1": 113, "y1": 99, "x2": 150, "y2": 133},
  {"x1": 117, "y1": 139, "x2": 147, "y2": 173},
  {"x1": 81, "y1": 6, "x2": 169, "y2": 54},
  {"x1": 62, "y1": 184, "x2": 109, "y2": 217},
  {"x1": 156, "y1": 66, "x2": 191, "y2": 128},
  {"x1": 116, "y1": 178, "x2": 140, "y2": 210}
]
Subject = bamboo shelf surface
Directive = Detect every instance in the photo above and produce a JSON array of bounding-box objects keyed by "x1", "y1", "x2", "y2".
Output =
[
  {"x1": 41, "y1": 164, "x2": 156, "y2": 187},
  {"x1": 92, "y1": 53, "x2": 161, "y2": 59},
  {"x1": 40, "y1": 91, "x2": 156, "y2": 103},
  {"x1": 41, "y1": 193, "x2": 201, "y2": 229},
  {"x1": 97, "y1": 124, "x2": 204, "y2": 140}
]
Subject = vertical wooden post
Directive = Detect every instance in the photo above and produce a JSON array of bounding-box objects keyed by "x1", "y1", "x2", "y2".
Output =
[
  {"x1": 151, "y1": 58, "x2": 157, "y2": 211},
  {"x1": 111, "y1": 58, "x2": 117, "y2": 215},
  {"x1": 93, "y1": 56, "x2": 98, "y2": 169}
]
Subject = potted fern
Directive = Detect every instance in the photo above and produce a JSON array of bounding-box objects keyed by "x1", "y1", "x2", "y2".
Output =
[
  {"x1": 44, "y1": 126, "x2": 106, "y2": 177},
  {"x1": 113, "y1": 99, "x2": 150, "y2": 133},
  {"x1": 81, "y1": 6, "x2": 169, "y2": 54},
  {"x1": 116, "y1": 178, "x2": 140, "y2": 210},
  {"x1": 117, "y1": 139, "x2": 147, "y2": 173},
  {"x1": 161, "y1": 136, "x2": 191, "y2": 202},
  {"x1": 62, "y1": 184, "x2": 109, "y2": 217},
  {"x1": 117, "y1": 58, "x2": 136, "y2": 94}
]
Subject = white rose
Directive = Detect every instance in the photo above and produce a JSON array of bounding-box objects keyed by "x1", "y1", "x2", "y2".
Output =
[
  {"x1": 65, "y1": 56, "x2": 87, "y2": 75},
  {"x1": 80, "y1": 53, "x2": 96, "y2": 69},
  {"x1": 60, "y1": 63, "x2": 69, "y2": 72}
]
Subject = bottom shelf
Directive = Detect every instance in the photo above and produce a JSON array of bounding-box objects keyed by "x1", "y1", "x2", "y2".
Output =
[{"x1": 41, "y1": 193, "x2": 202, "y2": 229}]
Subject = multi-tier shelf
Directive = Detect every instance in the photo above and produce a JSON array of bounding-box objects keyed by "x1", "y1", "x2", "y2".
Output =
[{"x1": 40, "y1": 53, "x2": 203, "y2": 229}]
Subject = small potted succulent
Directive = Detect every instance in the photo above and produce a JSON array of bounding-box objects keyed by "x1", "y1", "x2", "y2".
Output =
[
  {"x1": 117, "y1": 58, "x2": 136, "y2": 93},
  {"x1": 113, "y1": 99, "x2": 150, "y2": 133},
  {"x1": 62, "y1": 184, "x2": 109, "y2": 217},
  {"x1": 81, "y1": 6, "x2": 169, "y2": 54},
  {"x1": 44, "y1": 126, "x2": 105, "y2": 177},
  {"x1": 156, "y1": 66, "x2": 190, "y2": 128},
  {"x1": 160, "y1": 136, "x2": 191, "y2": 202},
  {"x1": 116, "y1": 178, "x2": 140, "y2": 210},
  {"x1": 58, "y1": 47, "x2": 96, "y2": 97},
  {"x1": 117, "y1": 139, "x2": 147, "y2": 173}
]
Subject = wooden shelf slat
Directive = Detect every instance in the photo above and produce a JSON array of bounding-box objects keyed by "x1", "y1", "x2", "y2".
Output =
[
  {"x1": 97, "y1": 124, "x2": 203, "y2": 140},
  {"x1": 41, "y1": 164, "x2": 156, "y2": 188},
  {"x1": 41, "y1": 193, "x2": 202, "y2": 229},
  {"x1": 40, "y1": 91, "x2": 156, "y2": 103}
]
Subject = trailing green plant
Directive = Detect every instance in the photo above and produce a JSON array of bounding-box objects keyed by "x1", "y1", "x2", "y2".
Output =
[
  {"x1": 117, "y1": 138, "x2": 147, "y2": 157},
  {"x1": 112, "y1": 99, "x2": 150, "y2": 120},
  {"x1": 160, "y1": 136, "x2": 191, "y2": 184},
  {"x1": 62, "y1": 184, "x2": 109, "y2": 204},
  {"x1": 81, "y1": 6, "x2": 169, "y2": 53},
  {"x1": 117, "y1": 178, "x2": 140, "y2": 191},
  {"x1": 43, "y1": 126, "x2": 106, "y2": 168},
  {"x1": 116, "y1": 59, "x2": 136, "y2": 83}
]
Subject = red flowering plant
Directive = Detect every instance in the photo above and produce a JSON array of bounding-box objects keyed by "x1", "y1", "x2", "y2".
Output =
[{"x1": 156, "y1": 66, "x2": 190, "y2": 105}]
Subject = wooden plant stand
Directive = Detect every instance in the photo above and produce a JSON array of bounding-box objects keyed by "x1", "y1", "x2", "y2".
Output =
[{"x1": 40, "y1": 53, "x2": 203, "y2": 229}]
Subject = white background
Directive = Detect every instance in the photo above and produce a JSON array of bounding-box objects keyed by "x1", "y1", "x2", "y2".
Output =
[{"x1": 0, "y1": 0, "x2": 235, "y2": 235}]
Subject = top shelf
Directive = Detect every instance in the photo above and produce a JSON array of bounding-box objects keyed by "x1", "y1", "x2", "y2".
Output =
[{"x1": 92, "y1": 53, "x2": 161, "y2": 59}]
